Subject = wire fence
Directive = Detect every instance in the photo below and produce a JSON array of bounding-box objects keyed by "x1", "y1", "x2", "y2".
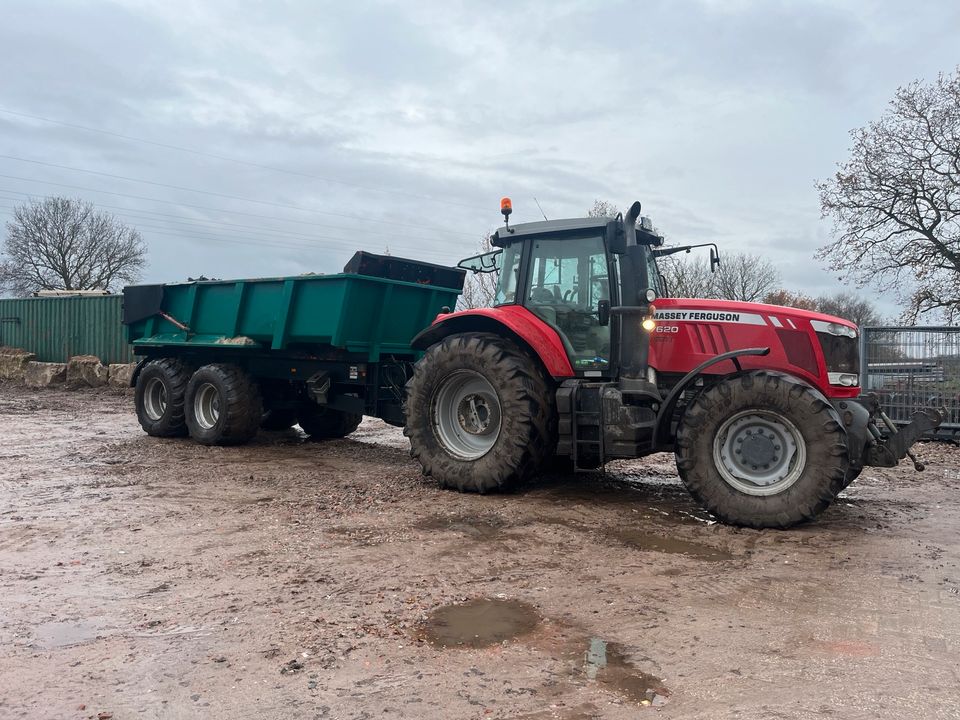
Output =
[{"x1": 860, "y1": 326, "x2": 960, "y2": 439}]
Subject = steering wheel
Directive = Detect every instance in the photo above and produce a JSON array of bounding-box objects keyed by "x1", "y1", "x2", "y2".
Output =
[{"x1": 563, "y1": 287, "x2": 579, "y2": 302}]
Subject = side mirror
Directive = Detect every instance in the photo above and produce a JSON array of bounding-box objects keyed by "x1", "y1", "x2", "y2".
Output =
[
  {"x1": 598, "y1": 299, "x2": 610, "y2": 326},
  {"x1": 606, "y1": 220, "x2": 626, "y2": 255},
  {"x1": 710, "y1": 247, "x2": 721, "y2": 273}
]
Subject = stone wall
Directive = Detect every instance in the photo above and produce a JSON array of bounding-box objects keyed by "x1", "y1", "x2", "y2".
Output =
[{"x1": 0, "y1": 346, "x2": 135, "y2": 389}]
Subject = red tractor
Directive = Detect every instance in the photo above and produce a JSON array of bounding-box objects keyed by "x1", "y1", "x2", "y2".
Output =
[{"x1": 404, "y1": 200, "x2": 943, "y2": 528}]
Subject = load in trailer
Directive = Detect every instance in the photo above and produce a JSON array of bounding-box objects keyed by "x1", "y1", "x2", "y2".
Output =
[{"x1": 124, "y1": 201, "x2": 943, "y2": 528}]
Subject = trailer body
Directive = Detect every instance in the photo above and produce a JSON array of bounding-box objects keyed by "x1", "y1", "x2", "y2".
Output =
[{"x1": 124, "y1": 252, "x2": 463, "y2": 425}]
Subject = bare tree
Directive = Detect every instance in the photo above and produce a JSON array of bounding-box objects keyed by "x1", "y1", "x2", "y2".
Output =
[
  {"x1": 587, "y1": 199, "x2": 620, "y2": 218},
  {"x1": 814, "y1": 292, "x2": 884, "y2": 326},
  {"x1": 763, "y1": 288, "x2": 819, "y2": 311},
  {"x1": 763, "y1": 289, "x2": 884, "y2": 325},
  {"x1": 658, "y1": 254, "x2": 715, "y2": 298},
  {"x1": 0, "y1": 197, "x2": 147, "y2": 296},
  {"x1": 817, "y1": 67, "x2": 960, "y2": 322},
  {"x1": 710, "y1": 252, "x2": 781, "y2": 302},
  {"x1": 457, "y1": 234, "x2": 499, "y2": 310}
]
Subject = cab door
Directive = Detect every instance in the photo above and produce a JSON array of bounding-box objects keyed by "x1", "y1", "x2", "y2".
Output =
[{"x1": 523, "y1": 233, "x2": 613, "y2": 376}]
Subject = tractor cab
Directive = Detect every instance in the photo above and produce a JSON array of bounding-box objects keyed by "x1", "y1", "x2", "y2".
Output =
[{"x1": 457, "y1": 200, "x2": 666, "y2": 379}]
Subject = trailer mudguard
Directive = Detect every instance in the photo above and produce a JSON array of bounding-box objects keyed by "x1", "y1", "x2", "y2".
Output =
[{"x1": 410, "y1": 306, "x2": 576, "y2": 378}]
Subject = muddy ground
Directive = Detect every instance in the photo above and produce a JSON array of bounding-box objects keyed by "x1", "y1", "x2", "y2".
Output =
[{"x1": 1, "y1": 383, "x2": 959, "y2": 720}]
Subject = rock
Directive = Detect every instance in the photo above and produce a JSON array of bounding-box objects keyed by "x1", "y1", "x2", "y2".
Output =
[
  {"x1": 66, "y1": 355, "x2": 109, "y2": 388},
  {"x1": 108, "y1": 363, "x2": 136, "y2": 388},
  {"x1": 280, "y1": 659, "x2": 304, "y2": 674},
  {"x1": 0, "y1": 347, "x2": 37, "y2": 381},
  {"x1": 24, "y1": 361, "x2": 67, "y2": 388}
]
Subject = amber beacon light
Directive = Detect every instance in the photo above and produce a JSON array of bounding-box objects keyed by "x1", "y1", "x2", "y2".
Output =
[{"x1": 500, "y1": 197, "x2": 514, "y2": 232}]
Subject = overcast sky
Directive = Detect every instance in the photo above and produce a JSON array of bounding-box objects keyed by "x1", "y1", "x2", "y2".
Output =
[{"x1": 1, "y1": 0, "x2": 958, "y2": 315}]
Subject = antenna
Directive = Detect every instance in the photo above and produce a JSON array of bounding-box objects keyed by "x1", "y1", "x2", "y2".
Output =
[{"x1": 533, "y1": 196, "x2": 548, "y2": 221}]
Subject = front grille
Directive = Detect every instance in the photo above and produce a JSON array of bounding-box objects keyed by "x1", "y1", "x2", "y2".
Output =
[{"x1": 817, "y1": 332, "x2": 859, "y2": 374}]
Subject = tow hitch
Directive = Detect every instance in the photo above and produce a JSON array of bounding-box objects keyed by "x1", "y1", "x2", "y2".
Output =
[{"x1": 854, "y1": 394, "x2": 945, "y2": 470}]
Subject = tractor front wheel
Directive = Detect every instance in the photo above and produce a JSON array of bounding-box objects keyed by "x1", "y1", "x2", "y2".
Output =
[
  {"x1": 675, "y1": 370, "x2": 848, "y2": 529},
  {"x1": 404, "y1": 332, "x2": 555, "y2": 492}
]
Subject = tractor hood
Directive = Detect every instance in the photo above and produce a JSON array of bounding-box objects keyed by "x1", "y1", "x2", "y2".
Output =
[
  {"x1": 650, "y1": 297, "x2": 861, "y2": 399},
  {"x1": 654, "y1": 298, "x2": 858, "y2": 334}
]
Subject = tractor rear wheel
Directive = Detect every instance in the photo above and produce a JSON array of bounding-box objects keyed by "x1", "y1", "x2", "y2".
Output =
[
  {"x1": 185, "y1": 364, "x2": 263, "y2": 446},
  {"x1": 675, "y1": 370, "x2": 848, "y2": 529},
  {"x1": 298, "y1": 403, "x2": 362, "y2": 439},
  {"x1": 404, "y1": 332, "x2": 555, "y2": 492},
  {"x1": 135, "y1": 358, "x2": 192, "y2": 438}
]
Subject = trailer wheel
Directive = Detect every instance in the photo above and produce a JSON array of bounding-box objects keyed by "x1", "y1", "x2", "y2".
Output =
[
  {"x1": 298, "y1": 404, "x2": 362, "y2": 439},
  {"x1": 134, "y1": 358, "x2": 192, "y2": 437},
  {"x1": 185, "y1": 364, "x2": 263, "y2": 446},
  {"x1": 675, "y1": 370, "x2": 848, "y2": 529},
  {"x1": 261, "y1": 408, "x2": 299, "y2": 431},
  {"x1": 404, "y1": 332, "x2": 555, "y2": 492}
]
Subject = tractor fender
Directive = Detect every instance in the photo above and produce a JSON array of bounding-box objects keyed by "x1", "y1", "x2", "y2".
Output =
[
  {"x1": 410, "y1": 306, "x2": 575, "y2": 379},
  {"x1": 654, "y1": 346, "x2": 771, "y2": 445}
]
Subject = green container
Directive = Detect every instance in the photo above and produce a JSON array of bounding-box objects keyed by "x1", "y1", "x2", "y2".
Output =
[
  {"x1": 125, "y1": 272, "x2": 461, "y2": 361},
  {"x1": 0, "y1": 295, "x2": 133, "y2": 364}
]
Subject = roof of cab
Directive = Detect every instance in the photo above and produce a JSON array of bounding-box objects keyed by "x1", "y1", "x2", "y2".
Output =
[{"x1": 491, "y1": 216, "x2": 615, "y2": 247}]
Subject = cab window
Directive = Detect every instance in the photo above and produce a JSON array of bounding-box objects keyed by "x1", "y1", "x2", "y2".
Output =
[{"x1": 525, "y1": 234, "x2": 611, "y2": 372}]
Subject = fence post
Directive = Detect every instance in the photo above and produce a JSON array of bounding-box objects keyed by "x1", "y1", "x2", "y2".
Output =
[{"x1": 859, "y1": 326, "x2": 869, "y2": 391}]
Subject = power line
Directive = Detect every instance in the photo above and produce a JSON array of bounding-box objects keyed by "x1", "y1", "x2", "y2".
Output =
[
  {"x1": 0, "y1": 172, "x2": 488, "y2": 244},
  {"x1": 0, "y1": 106, "x2": 488, "y2": 211},
  {"x1": 0, "y1": 186, "x2": 463, "y2": 248},
  {"x1": 0, "y1": 203, "x2": 455, "y2": 263},
  {"x1": 0, "y1": 154, "x2": 478, "y2": 237}
]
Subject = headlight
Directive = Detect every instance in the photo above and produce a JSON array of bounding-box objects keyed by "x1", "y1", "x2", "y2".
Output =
[
  {"x1": 827, "y1": 372, "x2": 859, "y2": 387},
  {"x1": 644, "y1": 288, "x2": 657, "y2": 303},
  {"x1": 811, "y1": 319, "x2": 857, "y2": 338}
]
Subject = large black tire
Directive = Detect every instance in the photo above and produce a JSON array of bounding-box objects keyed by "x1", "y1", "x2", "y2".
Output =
[
  {"x1": 675, "y1": 370, "x2": 848, "y2": 529},
  {"x1": 260, "y1": 408, "x2": 299, "y2": 431},
  {"x1": 404, "y1": 332, "x2": 556, "y2": 493},
  {"x1": 298, "y1": 404, "x2": 362, "y2": 439},
  {"x1": 184, "y1": 364, "x2": 263, "y2": 446},
  {"x1": 134, "y1": 358, "x2": 192, "y2": 438}
]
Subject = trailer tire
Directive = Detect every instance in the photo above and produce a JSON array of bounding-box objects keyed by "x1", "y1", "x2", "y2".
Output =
[
  {"x1": 404, "y1": 332, "x2": 555, "y2": 493},
  {"x1": 135, "y1": 358, "x2": 192, "y2": 438},
  {"x1": 260, "y1": 408, "x2": 299, "y2": 431},
  {"x1": 675, "y1": 370, "x2": 848, "y2": 529},
  {"x1": 185, "y1": 364, "x2": 263, "y2": 446},
  {"x1": 298, "y1": 404, "x2": 362, "y2": 439}
]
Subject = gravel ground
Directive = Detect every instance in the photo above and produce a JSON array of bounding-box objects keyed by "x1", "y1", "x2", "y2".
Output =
[{"x1": 1, "y1": 382, "x2": 959, "y2": 720}]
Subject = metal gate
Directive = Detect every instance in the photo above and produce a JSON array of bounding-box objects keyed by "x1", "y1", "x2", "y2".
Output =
[{"x1": 860, "y1": 326, "x2": 960, "y2": 439}]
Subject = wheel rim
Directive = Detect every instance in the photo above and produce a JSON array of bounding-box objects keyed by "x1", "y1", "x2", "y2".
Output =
[
  {"x1": 143, "y1": 377, "x2": 167, "y2": 421},
  {"x1": 712, "y1": 409, "x2": 806, "y2": 496},
  {"x1": 431, "y1": 370, "x2": 502, "y2": 459},
  {"x1": 193, "y1": 382, "x2": 221, "y2": 430}
]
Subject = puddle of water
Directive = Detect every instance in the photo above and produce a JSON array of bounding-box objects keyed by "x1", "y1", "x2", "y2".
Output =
[
  {"x1": 414, "y1": 514, "x2": 510, "y2": 541},
  {"x1": 583, "y1": 638, "x2": 669, "y2": 706},
  {"x1": 33, "y1": 620, "x2": 102, "y2": 649},
  {"x1": 420, "y1": 598, "x2": 540, "y2": 648},
  {"x1": 608, "y1": 529, "x2": 733, "y2": 561}
]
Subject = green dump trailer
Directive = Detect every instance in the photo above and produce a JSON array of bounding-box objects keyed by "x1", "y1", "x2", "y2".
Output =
[{"x1": 123, "y1": 252, "x2": 464, "y2": 444}]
